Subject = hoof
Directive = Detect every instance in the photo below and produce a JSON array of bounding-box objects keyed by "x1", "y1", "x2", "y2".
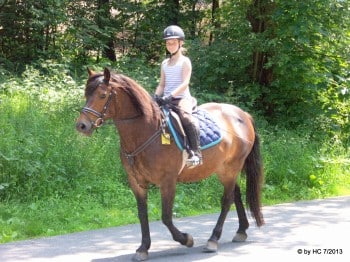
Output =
[
  {"x1": 133, "y1": 251, "x2": 148, "y2": 261},
  {"x1": 203, "y1": 240, "x2": 218, "y2": 253},
  {"x1": 186, "y1": 234, "x2": 194, "y2": 247},
  {"x1": 232, "y1": 232, "x2": 247, "y2": 242}
]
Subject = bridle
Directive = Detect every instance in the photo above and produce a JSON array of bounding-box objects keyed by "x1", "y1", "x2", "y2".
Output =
[
  {"x1": 81, "y1": 90, "x2": 114, "y2": 128},
  {"x1": 81, "y1": 81, "x2": 143, "y2": 128}
]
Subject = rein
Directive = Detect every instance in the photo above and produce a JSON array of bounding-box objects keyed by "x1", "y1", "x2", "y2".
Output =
[{"x1": 122, "y1": 128, "x2": 163, "y2": 166}]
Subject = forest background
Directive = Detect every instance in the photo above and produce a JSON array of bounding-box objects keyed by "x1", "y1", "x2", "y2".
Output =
[{"x1": 0, "y1": 0, "x2": 349, "y2": 243}]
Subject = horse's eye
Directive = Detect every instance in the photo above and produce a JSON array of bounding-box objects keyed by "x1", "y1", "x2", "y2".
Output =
[{"x1": 100, "y1": 93, "x2": 107, "y2": 99}]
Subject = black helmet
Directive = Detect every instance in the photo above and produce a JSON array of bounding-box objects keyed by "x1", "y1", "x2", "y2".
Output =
[{"x1": 163, "y1": 25, "x2": 185, "y2": 40}]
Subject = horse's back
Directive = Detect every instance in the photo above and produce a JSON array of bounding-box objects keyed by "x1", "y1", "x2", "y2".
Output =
[
  {"x1": 177, "y1": 102, "x2": 255, "y2": 182},
  {"x1": 199, "y1": 102, "x2": 255, "y2": 143}
]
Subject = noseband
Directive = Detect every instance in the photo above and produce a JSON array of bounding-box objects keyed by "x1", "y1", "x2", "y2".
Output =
[{"x1": 81, "y1": 90, "x2": 114, "y2": 128}]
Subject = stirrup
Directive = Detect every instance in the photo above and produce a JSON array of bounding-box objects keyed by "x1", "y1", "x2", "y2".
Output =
[{"x1": 186, "y1": 154, "x2": 203, "y2": 167}]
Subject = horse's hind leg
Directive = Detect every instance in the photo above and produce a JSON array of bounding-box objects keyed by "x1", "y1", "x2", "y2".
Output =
[
  {"x1": 232, "y1": 183, "x2": 249, "y2": 242},
  {"x1": 204, "y1": 180, "x2": 235, "y2": 252}
]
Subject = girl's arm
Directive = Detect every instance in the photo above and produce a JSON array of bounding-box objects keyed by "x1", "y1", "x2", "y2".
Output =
[{"x1": 155, "y1": 66, "x2": 165, "y2": 96}]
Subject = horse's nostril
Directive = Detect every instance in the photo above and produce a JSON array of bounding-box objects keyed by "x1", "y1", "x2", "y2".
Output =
[{"x1": 76, "y1": 122, "x2": 86, "y2": 131}]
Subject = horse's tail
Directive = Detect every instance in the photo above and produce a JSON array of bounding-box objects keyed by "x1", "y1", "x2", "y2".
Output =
[{"x1": 243, "y1": 122, "x2": 265, "y2": 227}]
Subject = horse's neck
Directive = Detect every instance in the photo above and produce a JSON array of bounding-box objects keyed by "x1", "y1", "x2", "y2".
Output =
[{"x1": 112, "y1": 93, "x2": 160, "y2": 153}]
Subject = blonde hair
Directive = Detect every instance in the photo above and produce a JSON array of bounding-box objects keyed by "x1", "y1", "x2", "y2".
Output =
[{"x1": 179, "y1": 41, "x2": 187, "y2": 55}]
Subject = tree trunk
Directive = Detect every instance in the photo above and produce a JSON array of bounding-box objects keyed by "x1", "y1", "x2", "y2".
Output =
[
  {"x1": 246, "y1": 0, "x2": 274, "y2": 85},
  {"x1": 209, "y1": 0, "x2": 219, "y2": 45},
  {"x1": 190, "y1": 1, "x2": 197, "y2": 38},
  {"x1": 165, "y1": 0, "x2": 180, "y2": 25},
  {"x1": 97, "y1": 0, "x2": 116, "y2": 61},
  {"x1": 246, "y1": 0, "x2": 276, "y2": 116}
]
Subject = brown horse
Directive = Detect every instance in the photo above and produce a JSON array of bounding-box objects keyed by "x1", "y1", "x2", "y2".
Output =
[{"x1": 76, "y1": 68, "x2": 264, "y2": 261}]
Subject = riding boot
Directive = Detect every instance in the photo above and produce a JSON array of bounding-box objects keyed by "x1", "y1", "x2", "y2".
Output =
[{"x1": 184, "y1": 122, "x2": 202, "y2": 167}]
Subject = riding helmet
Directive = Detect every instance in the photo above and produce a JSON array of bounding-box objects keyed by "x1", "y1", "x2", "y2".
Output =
[{"x1": 163, "y1": 25, "x2": 185, "y2": 40}]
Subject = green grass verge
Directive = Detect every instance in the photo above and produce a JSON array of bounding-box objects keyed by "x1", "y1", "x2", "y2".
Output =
[{"x1": 0, "y1": 66, "x2": 349, "y2": 243}]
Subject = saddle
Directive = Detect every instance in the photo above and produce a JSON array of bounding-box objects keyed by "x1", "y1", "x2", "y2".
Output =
[{"x1": 161, "y1": 105, "x2": 222, "y2": 151}]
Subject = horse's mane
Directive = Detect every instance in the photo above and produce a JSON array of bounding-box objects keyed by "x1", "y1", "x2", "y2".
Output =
[
  {"x1": 85, "y1": 71, "x2": 161, "y2": 122},
  {"x1": 111, "y1": 73, "x2": 160, "y2": 120}
]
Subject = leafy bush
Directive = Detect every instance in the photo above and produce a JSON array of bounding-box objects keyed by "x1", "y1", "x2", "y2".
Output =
[
  {"x1": 317, "y1": 74, "x2": 350, "y2": 146},
  {"x1": 260, "y1": 126, "x2": 349, "y2": 203}
]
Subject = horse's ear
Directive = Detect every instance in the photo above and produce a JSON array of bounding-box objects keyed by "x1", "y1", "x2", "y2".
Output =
[
  {"x1": 87, "y1": 67, "x2": 95, "y2": 77},
  {"x1": 104, "y1": 67, "x2": 111, "y2": 83}
]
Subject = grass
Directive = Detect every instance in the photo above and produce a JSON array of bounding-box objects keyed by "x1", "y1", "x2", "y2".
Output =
[
  {"x1": 0, "y1": 65, "x2": 349, "y2": 244},
  {"x1": 260, "y1": 127, "x2": 350, "y2": 204}
]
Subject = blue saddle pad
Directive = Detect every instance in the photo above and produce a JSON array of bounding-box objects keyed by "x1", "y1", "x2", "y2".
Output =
[{"x1": 163, "y1": 108, "x2": 222, "y2": 151}]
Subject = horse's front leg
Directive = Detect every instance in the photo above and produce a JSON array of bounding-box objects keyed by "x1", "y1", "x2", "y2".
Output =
[
  {"x1": 128, "y1": 176, "x2": 150, "y2": 261},
  {"x1": 160, "y1": 179, "x2": 194, "y2": 248}
]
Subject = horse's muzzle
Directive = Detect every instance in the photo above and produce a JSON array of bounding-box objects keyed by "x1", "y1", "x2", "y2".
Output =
[{"x1": 76, "y1": 118, "x2": 94, "y2": 136}]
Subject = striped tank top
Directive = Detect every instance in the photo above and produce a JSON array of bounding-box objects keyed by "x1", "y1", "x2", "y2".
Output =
[{"x1": 162, "y1": 56, "x2": 191, "y2": 99}]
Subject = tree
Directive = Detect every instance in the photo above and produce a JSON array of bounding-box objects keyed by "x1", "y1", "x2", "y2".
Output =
[
  {"x1": 97, "y1": 0, "x2": 116, "y2": 61},
  {"x1": 0, "y1": 0, "x2": 66, "y2": 63},
  {"x1": 165, "y1": 0, "x2": 180, "y2": 25},
  {"x1": 0, "y1": 0, "x2": 348, "y2": 136},
  {"x1": 209, "y1": 0, "x2": 219, "y2": 45},
  {"x1": 265, "y1": 0, "x2": 350, "y2": 125},
  {"x1": 246, "y1": 0, "x2": 274, "y2": 85}
]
